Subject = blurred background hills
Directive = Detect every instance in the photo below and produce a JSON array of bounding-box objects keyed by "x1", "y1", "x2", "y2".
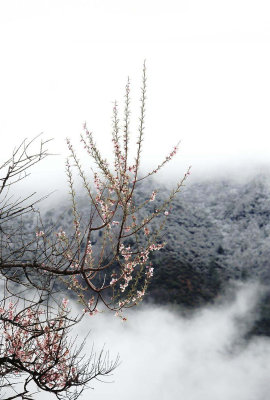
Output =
[{"x1": 21, "y1": 173, "x2": 270, "y2": 336}]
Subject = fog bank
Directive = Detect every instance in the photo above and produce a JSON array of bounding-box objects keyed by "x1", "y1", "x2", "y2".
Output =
[{"x1": 38, "y1": 282, "x2": 270, "y2": 400}]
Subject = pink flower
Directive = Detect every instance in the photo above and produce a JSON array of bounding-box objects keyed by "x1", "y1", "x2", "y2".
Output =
[
  {"x1": 56, "y1": 230, "x2": 66, "y2": 238},
  {"x1": 149, "y1": 191, "x2": 157, "y2": 202},
  {"x1": 89, "y1": 309, "x2": 99, "y2": 316},
  {"x1": 36, "y1": 231, "x2": 44, "y2": 237},
  {"x1": 88, "y1": 296, "x2": 95, "y2": 307},
  {"x1": 164, "y1": 211, "x2": 169, "y2": 216},
  {"x1": 86, "y1": 241, "x2": 92, "y2": 255},
  {"x1": 137, "y1": 290, "x2": 145, "y2": 299},
  {"x1": 62, "y1": 298, "x2": 69, "y2": 308},
  {"x1": 144, "y1": 227, "x2": 150, "y2": 236},
  {"x1": 146, "y1": 267, "x2": 154, "y2": 278}
]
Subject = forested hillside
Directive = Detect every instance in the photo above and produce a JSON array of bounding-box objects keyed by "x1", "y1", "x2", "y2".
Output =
[{"x1": 22, "y1": 174, "x2": 270, "y2": 335}]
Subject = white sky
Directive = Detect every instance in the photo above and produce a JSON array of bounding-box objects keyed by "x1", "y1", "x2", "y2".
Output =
[{"x1": 1, "y1": 0, "x2": 270, "y2": 193}]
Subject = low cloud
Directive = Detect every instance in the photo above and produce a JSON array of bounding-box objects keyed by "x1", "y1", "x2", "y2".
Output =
[{"x1": 58, "y1": 281, "x2": 270, "y2": 400}]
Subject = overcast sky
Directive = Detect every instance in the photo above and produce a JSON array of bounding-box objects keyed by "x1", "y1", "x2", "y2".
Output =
[{"x1": 1, "y1": 0, "x2": 270, "y2": 193}]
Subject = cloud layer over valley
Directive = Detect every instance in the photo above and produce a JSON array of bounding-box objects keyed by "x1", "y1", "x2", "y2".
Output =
[{"x1": 39, "y1": 282, "x2": 270, "y2": 400}]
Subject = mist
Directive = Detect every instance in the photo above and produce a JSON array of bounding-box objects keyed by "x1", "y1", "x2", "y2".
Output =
[{"x1": 34, "y1": 282, "x2": 270, "y2": 400}]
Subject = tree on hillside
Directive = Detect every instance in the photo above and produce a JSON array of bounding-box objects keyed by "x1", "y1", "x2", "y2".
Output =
[{"x1": 0, "y1": 63, "x2": 190, "y2": 399}]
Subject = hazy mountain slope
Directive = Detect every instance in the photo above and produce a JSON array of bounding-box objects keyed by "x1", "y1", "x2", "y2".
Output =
[
  {"x1": 19, "y1": 174, "x2": 270, "y2": 334},
  {"x1": 37, "y1": 174, "x2": 270, "y2": 294}
]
